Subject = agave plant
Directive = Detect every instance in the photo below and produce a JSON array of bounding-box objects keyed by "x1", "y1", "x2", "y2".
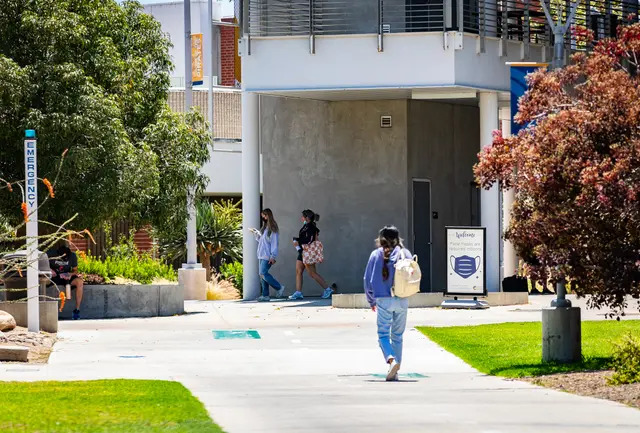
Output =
[{"x1": 158, "y1": 199, "x2": 242, "y2": 280}]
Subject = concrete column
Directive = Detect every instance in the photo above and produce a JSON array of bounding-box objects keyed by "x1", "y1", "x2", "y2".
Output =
[
  {"x1": 500, "y1": 107, "x2": 517, "y2": 278},
  {"x1": 479, "y1": 92, "x2": 500, "y2": 292},
  {"x1": 242, "y1": 91, "x2": 260, "y2": 300}
]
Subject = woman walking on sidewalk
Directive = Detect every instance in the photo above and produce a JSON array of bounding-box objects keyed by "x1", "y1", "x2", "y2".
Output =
[
  {"x1": 289, "y1": 209, "x2": 337, "y2": 300},
  {"x1": 254, "y1": 209, "x2": 285, "y2": 302},
  {"x1": 363, "y1": 226, "x2": 412, "y2": 381}
]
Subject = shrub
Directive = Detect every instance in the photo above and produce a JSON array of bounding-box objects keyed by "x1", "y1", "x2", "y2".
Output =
[
  {"x1": 608, "y1": 333, "x2": 640, "y2": 385},
  {"x1": 157, "y1": 199, "x2": 242, "y2": 281},
  {"x1": 78, "y1": 254, "x2": 176, "y2": 285},
  {"x1": 206, "y1": 275, "x2": 240, "y2": 301},
  {"x1": 106, "y1": 231, "x2": 139, "y2": 261},
  {"x1": 219, "y1": 261, "x2": 243, "y2": 296}
]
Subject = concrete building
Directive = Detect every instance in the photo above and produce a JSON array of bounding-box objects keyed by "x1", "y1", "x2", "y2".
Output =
[{"x1": 239, "y1": 0, "x2": 637, "y2": 298}]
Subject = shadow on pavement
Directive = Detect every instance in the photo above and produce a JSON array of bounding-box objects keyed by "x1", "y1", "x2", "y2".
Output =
[{"x1": 276, "y1": 299, "x2": 333, "y2": 308}]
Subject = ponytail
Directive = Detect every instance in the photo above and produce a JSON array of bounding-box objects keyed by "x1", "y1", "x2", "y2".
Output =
[{"x1": 377, "y1": 226, "x2": 402, "y2": 281}]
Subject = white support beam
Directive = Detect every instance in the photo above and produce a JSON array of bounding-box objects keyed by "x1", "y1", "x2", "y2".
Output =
[
  {"x1": 242, "y1": 91, "x2": 260, "y2": 300},
  {"x1": 411, "y1": 89, "x2": 477, "y2": 100},
  {"x1": 479, "y1": 92, "x2": 501, "y2": 292}
]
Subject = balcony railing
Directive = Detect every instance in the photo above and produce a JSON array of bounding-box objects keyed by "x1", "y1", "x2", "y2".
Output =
[{"x1": 244, "y1": 0, "x2": 639, "y2": 52}]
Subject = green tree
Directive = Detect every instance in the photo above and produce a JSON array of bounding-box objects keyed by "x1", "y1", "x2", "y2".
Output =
[
  {"x1": 474, "y1": 23, "x2": 640, "y2": 314},
  {"x1": 0, "y1": 0, "x2": 209, "y2": 232}
]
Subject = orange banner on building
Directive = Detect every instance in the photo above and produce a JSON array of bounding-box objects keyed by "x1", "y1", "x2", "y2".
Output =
[{"x1": 191, "y1": 33, "x2": 204, "y2": 85}]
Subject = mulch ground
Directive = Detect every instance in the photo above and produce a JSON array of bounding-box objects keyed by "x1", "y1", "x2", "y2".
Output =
[
  {"x1": 524, "y1": 371, "x2": 640, "y2": 409},
  {"x1": 0, "y1": 326, "x2": 57, "y2": 363}
]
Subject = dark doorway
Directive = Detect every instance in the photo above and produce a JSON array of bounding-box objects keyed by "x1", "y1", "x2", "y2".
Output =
[{"x1": 412, "y1": 179, "x2": 432, "y2": 291}]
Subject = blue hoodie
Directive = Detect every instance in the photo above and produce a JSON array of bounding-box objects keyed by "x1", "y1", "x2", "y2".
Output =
[{"x1": 363, "y1": 246, "x2": 412, "y2": 307}]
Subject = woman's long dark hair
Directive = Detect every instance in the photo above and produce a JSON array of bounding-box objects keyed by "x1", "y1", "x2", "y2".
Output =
[
  {"x1": 377, "y1": 226, "x2": 402, "y2": 281},
  {"x1": 261, "y1": 208, "x2": 279, "y2": 234}
]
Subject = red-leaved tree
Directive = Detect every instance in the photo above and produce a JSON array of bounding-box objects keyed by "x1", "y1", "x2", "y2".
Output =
[{"x1": 475, "y1": 23, "x2": 640, "y2": 315}]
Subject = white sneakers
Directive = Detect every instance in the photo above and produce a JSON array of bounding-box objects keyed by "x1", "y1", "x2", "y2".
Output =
[{"x1": 386, "y1": 358, "x2": 400, "y2": 382}]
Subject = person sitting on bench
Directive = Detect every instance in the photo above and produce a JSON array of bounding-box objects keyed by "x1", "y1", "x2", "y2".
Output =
[{"x1": 49, "y1": 244, "x2": 84, "y2": 320}]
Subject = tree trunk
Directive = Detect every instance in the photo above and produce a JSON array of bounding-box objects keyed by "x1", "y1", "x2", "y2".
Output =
[
  {"x1": 212, "y1": 253, "x2": 222, "y2": 274},
  {"x1": 200, "y1": 252, "x2": 212, "y2": 281}
]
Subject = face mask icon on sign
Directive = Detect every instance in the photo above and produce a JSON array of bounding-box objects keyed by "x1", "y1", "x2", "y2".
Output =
[{"x1": 450, "y1": 255, "x2": 481, "y2": 279}]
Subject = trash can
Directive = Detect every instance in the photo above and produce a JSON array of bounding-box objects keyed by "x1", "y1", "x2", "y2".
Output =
[{"x1": 1, "y1": 250, "x2": 52, "y2": 301}]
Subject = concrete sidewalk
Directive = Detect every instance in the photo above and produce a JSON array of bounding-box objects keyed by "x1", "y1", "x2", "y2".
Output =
[{"x1": 1, "y1": 296, "x2": 639, "y2": 432}]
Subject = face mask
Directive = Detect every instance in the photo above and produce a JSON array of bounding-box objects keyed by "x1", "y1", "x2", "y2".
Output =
[{"x1": 450, "y1": 255, "x2": 481, "y2": 279}]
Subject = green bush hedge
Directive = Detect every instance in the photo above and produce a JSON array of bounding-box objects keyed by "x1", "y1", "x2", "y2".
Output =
[
  {"x1": 608, "y1": 333, "x2": 640, "y2": 385},
  {"x1": 78, "y1": 254, "x2": 177, "y2": 285},
  {"x1": 219, "y1": 261, "x2": 243, "y2": 295}
]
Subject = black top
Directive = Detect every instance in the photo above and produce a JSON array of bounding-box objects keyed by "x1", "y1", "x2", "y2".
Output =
[
  {"x1": 296, "y1": 222, "x2": 319, "y2": 246},
  {"x1": 48, "y1": 249, "x2": 78, "y2": 274}
]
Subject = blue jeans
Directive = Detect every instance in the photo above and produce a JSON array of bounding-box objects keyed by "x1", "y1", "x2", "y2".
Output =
[
  {"x1": 259, "y1": 259, "x2": 282, "y2": 297},
  {"x1": 376, "y1": 296, "x2": 409, "y2": 364}
]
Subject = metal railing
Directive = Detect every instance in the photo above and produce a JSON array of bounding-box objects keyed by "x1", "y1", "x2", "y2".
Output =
[
  {"x1": 247, "y1": 0, "x2": 446, "y2": 36},
  {"x1": 466, "y1": 0, "x2": 639, "y2": 49},
  {"x1": 245, "y1": 0, "x2": 639, "y2": 51}
]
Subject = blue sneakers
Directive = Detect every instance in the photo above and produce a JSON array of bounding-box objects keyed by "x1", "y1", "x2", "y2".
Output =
[
  {"x1": 72, "y1": 309, "x2": 80, "y2": 320},
  {"x1": 288, "y1": 291, "x2": 304, "y2": 300},
  {"x1": 321, "y1": 283, "x2": 338, "y2": 299}
]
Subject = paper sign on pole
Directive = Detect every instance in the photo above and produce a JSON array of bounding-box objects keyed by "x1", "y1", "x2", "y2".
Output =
[
  {"x1": 191, "y1": 33, "x2": 204, "y2": 86},
  {"x1": 446, "y1": 227, "x2": 486, "y2": 296}
]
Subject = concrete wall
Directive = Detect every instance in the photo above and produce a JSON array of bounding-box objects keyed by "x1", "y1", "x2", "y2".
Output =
[
  {"x1": 261, "y1": 96, "x2": 408, "y2": 294},
  {"x1": 0, "y1": 301, "x2": 58, "y2": 333},
  {"x1": 243, "y1": 33, "x2": 548, "y2": 93},
  {"x1": 407, "y1": 101, "x2": 480, "y2": 290},
  {"x1": 244, "y1": 33, "x2": 456, "y2": 92},
  {"x1": 57, "y1": 285, "x2": 184, "y2": 320}
]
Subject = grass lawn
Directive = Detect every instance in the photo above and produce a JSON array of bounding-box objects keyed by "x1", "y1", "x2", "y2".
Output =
[
  {"x1": 0, "y1": 379, "x2": 224, "y2": 433},
  {"x1": 418, "y1": 320, "x2": 640, "y2": 378}
]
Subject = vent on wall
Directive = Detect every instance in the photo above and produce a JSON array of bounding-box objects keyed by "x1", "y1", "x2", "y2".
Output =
[{"x1": 380, "y1": 115, "x2": 392, "y2": 128}]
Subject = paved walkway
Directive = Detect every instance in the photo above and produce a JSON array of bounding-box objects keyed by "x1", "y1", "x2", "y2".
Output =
[{"x1": 2, "y1": 295, "x2": 640, "y2": 432}]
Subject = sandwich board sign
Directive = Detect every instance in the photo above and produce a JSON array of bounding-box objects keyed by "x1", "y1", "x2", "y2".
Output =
[{"x1": 445, "y1": 227, "x2": 486, "y2": 296}]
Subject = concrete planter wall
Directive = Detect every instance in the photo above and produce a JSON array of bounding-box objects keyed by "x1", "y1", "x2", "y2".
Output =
[
  {"x1": 0, "y1": 301, "x2": 59, "y2": 333},
  {"x1": 59, "y1": 284, "x2": 184, "y2": 320}
]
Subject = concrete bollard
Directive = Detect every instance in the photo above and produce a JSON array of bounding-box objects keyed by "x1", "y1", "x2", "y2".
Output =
[
  {"x1": 542, "y1": 307, "x2": 581, "y2": 363},
  {"x1": 178, "y1": 268, "x2": 207, "y2": 301}
]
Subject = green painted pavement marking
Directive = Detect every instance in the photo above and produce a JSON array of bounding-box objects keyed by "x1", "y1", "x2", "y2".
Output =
[
  {"x1": 371, "y1": 373, "x2": 428, "y2": 379},
  {"x1": 212, "y1": 330, "x2": 261, "y2": 339}
]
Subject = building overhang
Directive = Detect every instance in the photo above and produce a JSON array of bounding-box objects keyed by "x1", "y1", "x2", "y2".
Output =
[{"x1": 246, "y1": 84, "x2": 509, "y2": 104}]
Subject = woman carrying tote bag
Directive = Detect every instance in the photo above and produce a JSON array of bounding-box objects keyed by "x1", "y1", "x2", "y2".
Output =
[{"x1": 289, "y1": 209, "x2": 338, "y2": 300}]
